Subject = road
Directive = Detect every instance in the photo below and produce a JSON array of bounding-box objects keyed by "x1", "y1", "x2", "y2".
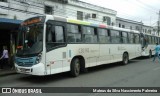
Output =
[{"x1": 0, "y1": 57, "x2": 160, "y2": 96}]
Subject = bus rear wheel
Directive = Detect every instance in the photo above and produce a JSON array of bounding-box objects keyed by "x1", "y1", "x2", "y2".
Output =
[
  {"x1": 71, "y1": 58, "x2": 80, "y2": 77},
  {"x1": 122, "y1": 53, "x2": 129, "y2": 65}
]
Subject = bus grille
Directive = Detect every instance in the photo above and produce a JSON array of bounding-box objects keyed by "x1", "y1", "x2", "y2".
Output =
[{"x1": 16, "y1": 57, "x2": 37, "y2": 67}]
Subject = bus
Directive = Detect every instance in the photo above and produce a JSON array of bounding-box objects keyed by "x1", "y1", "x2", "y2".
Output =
[
  {"x1": 140, "y1": 32, "x2": 160, "y2": 57},
  {"x1": 15, "y1": 15, "x2": 141, "y2": 76}
]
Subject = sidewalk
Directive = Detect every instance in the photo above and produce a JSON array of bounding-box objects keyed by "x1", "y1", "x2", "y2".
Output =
[{"x1": 0, "y1": 68, "x2": 17, "y2": 77}]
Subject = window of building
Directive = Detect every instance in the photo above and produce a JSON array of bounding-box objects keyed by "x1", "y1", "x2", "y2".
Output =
[
  {"x1": 103, "y1": 16, "x2": 111, "y2": 25},
  {"x1": 122, "y1": 25, "x2": 125, "y2": 28},
  {"x1": 106, "y1": 17, "x2": 111, "y2": 25},
  {"x1": 148, "y1": 30, "x2": 151, "y2": 34},
  {"x1": 119, "y1": 23, "x2": 121, "y2": 27},
  {"x1": 145, "y1": 29, "x2": 147, "y2": 33},
  {"x1": 67, "y1": 24, "x2": 81, "y2": 43},
  {"x1": 83, "y1": 26, "x2": 97, "y2": 43},
  {"x1": 92, "y1": 13, "x2": 97, "y2": 18},
  {"x1": 45, "y1": 6, "x2": 53, "y2": 14},
  {"x1": 112, "y1": 22, "x2": 114, "y2": 26},
  {"x1": 130, "y1": 26, "x2": 132, "y2": 30},
  {"x1": 136, "y1": 26, "x2": 139, "y2": 31},
  {"x1": 77, "y1": 11, "x2": 83, "y2": 20}
]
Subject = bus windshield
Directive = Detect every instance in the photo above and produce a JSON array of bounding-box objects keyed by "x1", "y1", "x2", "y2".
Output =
[{"x1": 17, "y1": 24, "x2": 43, "y2": 56}]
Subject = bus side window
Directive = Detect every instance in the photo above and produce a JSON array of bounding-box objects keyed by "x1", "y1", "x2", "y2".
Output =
[
  {"x1": 128, "y1": 33, "x2": 134, "y2": 44},
  {"x1": 67, "y1": 24, "x2": 82, "y2": 43},
  {"x1": 46, "y1": 24, "x2": 65, "y2": 51},
  {"x1": 122, "y1": 32, "x2": 128, "y2": 44},
  {"x1": 110, "y1": 30, "x2": 120, "y2": 44},
  {"x1": 98, "y1": 28, "x2": 110, "y2": 43},
  {"x1": 55, "y1": 26, "x2": 64, "y2": 43},
  {"x1": 83, "y1": 26, "x2": 97, "y2": 43}
]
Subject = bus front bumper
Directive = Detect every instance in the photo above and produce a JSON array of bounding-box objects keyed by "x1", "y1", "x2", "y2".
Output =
[{"x1": 15, "y1": 63, "x2": 46, "y2": 76}]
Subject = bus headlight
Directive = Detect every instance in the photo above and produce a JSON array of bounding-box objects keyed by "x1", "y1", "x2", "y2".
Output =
[{"x1": 36, "y1": 53, "x2": 42, "y2": 64}]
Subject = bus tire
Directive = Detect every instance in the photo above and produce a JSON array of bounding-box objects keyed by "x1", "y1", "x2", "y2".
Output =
[
  {"x1": 70, "y1": 58, "x2": 80, "y2": 77},
  {"x1": 149, "y1": 50, "x2": 152, "y2": 58},
  {"x1": 122, "y1": 53, "x2": 129, "y2": 65}
]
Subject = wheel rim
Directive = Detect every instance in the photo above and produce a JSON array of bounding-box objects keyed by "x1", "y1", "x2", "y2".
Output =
[{"x1": 124, "y1": 54, "x2": 128, "y2": 64}]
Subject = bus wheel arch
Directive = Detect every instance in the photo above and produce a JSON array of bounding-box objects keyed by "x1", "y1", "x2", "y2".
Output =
[
  {"x1": 70, "y1": 56, "x2": 86, "y2": 77},
  {"x1": 122, "y1": 52, "x2": 129, "y2": 65}
]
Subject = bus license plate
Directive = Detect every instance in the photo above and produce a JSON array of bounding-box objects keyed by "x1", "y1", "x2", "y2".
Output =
[{"x1": 19, "y1": 68, "x2": 27, "y2": 72}]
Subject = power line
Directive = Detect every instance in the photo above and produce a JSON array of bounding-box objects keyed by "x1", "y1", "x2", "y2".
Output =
[
  {"x1": 136, "y1": 0, "x2": 159, "y2": 12},
  {"x1": 124, "y1": 0, "x2": 158, "y2": 14}
]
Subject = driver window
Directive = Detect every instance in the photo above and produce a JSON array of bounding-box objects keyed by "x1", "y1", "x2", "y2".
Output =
[
  {"x1": 46, "y1": 24, "x2": 65, "y2": 51},
  {"x1": 55, "y1": 26, "x2": 64, "y2": 42}
]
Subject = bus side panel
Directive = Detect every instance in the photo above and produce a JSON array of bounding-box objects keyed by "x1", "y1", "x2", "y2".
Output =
[
  {"x1": 135, "y1": 44, "x2": 141, "y2": 58},
  {"x1": 120, "y1": 44, "x2": 134, "y2": 59},
  {"x1": 110, "y1": 44, "x2": 122, "y2": 62},
  {"x1": 98, "y1": 44, "x2": 111, "y2": 65},
  {"x1": 67, "y1": 44, "x2": 99, "y2": 68},
  {"x1": 46, "y1": 47, "x2": 68, "y2": 75}
]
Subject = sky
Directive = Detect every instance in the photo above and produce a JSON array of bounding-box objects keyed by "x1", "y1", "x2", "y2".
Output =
[{"x1": 80, "y1": 0, "x2": 160, "y2": 26}]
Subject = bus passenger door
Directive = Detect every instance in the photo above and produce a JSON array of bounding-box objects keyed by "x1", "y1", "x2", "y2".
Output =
[{"x1": 45, "y1": 21, "x2": 67, "y2": 75}]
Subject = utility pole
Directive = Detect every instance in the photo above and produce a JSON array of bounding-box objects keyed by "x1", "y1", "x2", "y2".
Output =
[{"x1": 158, "y1": 10, "x2": 160, "y2": 36}]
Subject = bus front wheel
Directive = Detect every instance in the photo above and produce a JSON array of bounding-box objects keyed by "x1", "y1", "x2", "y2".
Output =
[
  {"x1": 71, "y1": 58, "x2": 80, "y2": 77},
  {"x1": 122, "y1": 53, "x2": 129, "y2": 65}
]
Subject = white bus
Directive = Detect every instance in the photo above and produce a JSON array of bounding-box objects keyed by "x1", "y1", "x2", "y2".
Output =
[
  {"x1": 15, "y1": 15, "x2": 141, "y2": 76},
  {"x1": 140, "y1": 32, "x2": 160, "y2": 57}
]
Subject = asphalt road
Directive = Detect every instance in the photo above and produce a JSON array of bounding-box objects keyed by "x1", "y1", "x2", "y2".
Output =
[{"x1": 0, "y1": 57, "x2": 160, "y2": 96}]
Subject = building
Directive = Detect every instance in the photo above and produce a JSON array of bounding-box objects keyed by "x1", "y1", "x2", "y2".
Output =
[
  {"x1": 0, "y1": 0, "x2": 117, "y2": 58},
  {"x1": 67, "y1": 0, "x2": 117, "y2": 25},
  {"x1": 116, "y1": 17, "x2": 156, "y2": 35},
  {"x1": 116, "y1": 17, "x2": 143, "y2": 31}
]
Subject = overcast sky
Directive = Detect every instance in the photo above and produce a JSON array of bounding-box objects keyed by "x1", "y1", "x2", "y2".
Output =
[{"x1": 80, "y1": 0, "x2": 160, "y2": 26}]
